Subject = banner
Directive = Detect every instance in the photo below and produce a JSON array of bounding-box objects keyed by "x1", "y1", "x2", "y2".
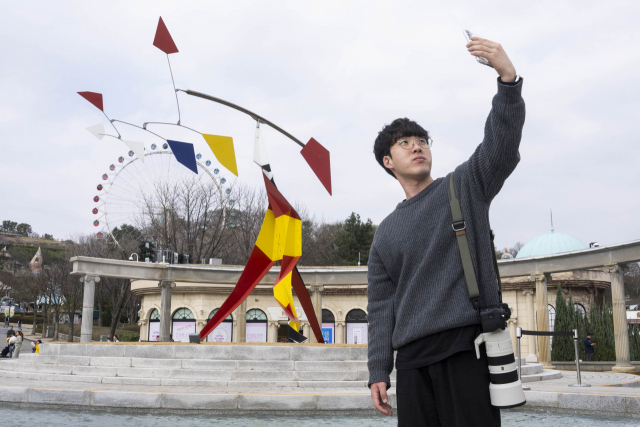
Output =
[
  {"x1": 207, "y1": 322, "x2": 232, "y2": 342},
  {"x1": 321, "y1": 323, "x2": 334, "y2": 344},
  {"x1": 172, "y1": 322, "x2": 196, "y2": 342},
  {"x1": 148, "y1": 322, "x2": 160, "y2": 341},
  {"x1": 246, "y1": 323, "x2": 267, "y2": 342},
  {"x1": 347, "y1": 323, "x2": 368, "y2": 345}
]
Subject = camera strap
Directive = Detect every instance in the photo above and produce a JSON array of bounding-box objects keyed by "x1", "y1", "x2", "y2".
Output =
[{"x1": 447, "y1": 173, "x2": 502, "y2": 308}]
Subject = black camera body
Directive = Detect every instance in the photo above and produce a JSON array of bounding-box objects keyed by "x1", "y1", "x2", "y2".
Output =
[{"x1": 479, "y1": 302, "x2": 511, "y2": 333}]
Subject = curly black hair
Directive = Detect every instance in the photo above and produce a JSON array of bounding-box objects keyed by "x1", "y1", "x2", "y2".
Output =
[{"x1": 373, "y1": 118, "x2": 429, "y2": 179}]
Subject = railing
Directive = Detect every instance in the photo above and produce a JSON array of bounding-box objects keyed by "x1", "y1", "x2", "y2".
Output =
[{"x1": 516, "y1": 327, "x2": 590, "y2": 389}]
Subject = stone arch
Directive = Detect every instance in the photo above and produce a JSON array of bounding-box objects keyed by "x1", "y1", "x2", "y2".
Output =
[
  {"x1": 346, "y1": 306, "x2": 368, "y2": 319},
  {"x1": 171, "y1": 304, "x2": 197, "y2": 320},
  {"x1": 246, "y1": 305, "x2": 271, "y2": 321},
  {"x1": 322, "y1": 307, "x2": 337, "y2": 322},
  {"x1": 145, "y1": 305, "x2": 161, "y2": 321},
  {"x1": 208, "y1": 308, "x2": 234, "y2": 321}
]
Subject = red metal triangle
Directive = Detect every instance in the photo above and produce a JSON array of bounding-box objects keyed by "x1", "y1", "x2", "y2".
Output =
[
  {"x1": 290, "y1": 267, "x2": 325, "y2": 343},
  {"x1": 77, "y1": 92, "x2": 103, "y2": 112},
  {"x1": 153, "y1": 17, "x2": 179, "y2": 54},
  {"x1": 277, "y1": 255, "x2": 300, "y2": 283},
  {"x1": 301, "y1": 138, "x2": 332, "y2": 195},
  {"x1": 199, "y1": 245, "x2": 275, "y2": 341},
  {"x1": 263, "y1": 173, "x2": 292, "y2": 218}
]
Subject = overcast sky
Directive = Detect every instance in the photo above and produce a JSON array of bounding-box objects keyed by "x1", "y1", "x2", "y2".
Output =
[{"x1": 1, "y1": 1, "x2": 639, "y2": 251}]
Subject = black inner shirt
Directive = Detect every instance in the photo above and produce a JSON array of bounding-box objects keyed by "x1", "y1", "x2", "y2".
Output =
[{"x1": 395, "y1": 324, "x2": 482, "y2": 370}]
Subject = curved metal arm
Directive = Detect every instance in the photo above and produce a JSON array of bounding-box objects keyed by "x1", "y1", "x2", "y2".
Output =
[{"x1": 177, "y1": 89, "x2": 305, "y2": 148}]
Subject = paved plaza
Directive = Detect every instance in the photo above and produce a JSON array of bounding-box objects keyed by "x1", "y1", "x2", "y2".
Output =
[{"x1": 0, "y1": 367, "x2": 638, "y2": 414}]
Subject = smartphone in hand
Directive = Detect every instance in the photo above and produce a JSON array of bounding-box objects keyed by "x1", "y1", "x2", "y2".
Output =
[{"x1": 464, "y1": 30, "x2": 494, "y2": 68}]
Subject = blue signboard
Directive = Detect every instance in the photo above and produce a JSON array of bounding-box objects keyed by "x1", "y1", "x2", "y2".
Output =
[{"x1": 322, "y1": 328, "x2": 333, "y2": 344}]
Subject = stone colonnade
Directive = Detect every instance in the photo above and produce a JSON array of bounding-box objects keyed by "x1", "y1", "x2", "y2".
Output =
[
  {"x1": 506, "y1": 265, "x2": 633, "y2": 373},
  {"x1": 78, "y1": 263, "x2": 633, "y2": 371}
]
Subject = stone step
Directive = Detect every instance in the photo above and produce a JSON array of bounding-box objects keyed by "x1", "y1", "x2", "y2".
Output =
[
  {"x1": 0, "y1": 360, "x2": 389, "y2": 382},
  {"x1": 521, "y1": 369, "x2": 562, "y2": 383},
  {"x1": 40, "y1": 343, "x2": 369, "y2": 362},
  {"x1": 519, "y1": 362, "x2": 543, "y2": 376},
  {"x1": 17, "y1": 354, "x2": 369, "y2": 372},
  {"x1": 0, "y1": 369, "x2": 394, "y2": 388}
]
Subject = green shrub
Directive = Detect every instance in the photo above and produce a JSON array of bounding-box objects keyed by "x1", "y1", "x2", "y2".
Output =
[
  {"x1": 630, "y1": 324, "x2": 640, "y2": 361},
  {"x1": 118, "y1": 333, "x2": 139, "y2": 342}
]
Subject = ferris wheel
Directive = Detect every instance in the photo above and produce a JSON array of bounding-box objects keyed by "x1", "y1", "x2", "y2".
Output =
[{"x1": 92, "y1": 143, "x2": 236, "y2": 249}]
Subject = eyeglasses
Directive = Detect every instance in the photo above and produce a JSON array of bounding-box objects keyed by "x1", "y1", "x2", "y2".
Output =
[{"x1": 396, "y1": 136, "x2": 433, "y2": 150}]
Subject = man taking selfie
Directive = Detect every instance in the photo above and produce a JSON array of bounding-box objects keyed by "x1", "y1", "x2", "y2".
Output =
[{"x1": 367, "y1": 36, "x2": 525, "y2": 426}]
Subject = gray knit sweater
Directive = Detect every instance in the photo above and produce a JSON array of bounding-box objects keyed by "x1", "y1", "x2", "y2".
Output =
[{"x1": 367, "y1": 78, "x2": 525, "y2": 387}]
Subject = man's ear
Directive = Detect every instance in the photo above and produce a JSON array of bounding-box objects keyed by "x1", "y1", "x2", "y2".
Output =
[{"x1": 383, "y1": 154, "x2": 394, "y2": 172}]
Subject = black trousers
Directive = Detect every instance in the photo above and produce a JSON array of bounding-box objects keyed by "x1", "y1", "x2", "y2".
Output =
[{"x1": 396, "y1": 349, "x2": 500, "y2": 427}]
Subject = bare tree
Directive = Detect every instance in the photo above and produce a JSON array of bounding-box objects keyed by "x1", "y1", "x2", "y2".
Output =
[
  {"x1": 223, "y1": 184, "x2": 268, "y2": 265},
  {"x1": 68, "y1": 233, "x2": 138, "y2": 340},
  {"x1": 39, "y1": 263, "x2": 66, "y2": 340},
  {"x1": 10, "y1": 271, "x2": 43, "y2": 336},
  {"x1": 56, "y1": 262, "x2": 83, "y2": 342},
  {"x1": 136, "y1": 175, "x2": 231, "y2": 263}
]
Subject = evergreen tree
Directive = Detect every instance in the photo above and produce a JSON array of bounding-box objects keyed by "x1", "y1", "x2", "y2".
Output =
[
  {"x1": 551, "y1": 285, "x2": 574, "y2": 361},
  {"x1": 629, "y1": 324, "x2": 640, "y2": 362},
  {"x1": 567, "y1": 294, "x2": 590, "y2": 361},
  {"x1": 334, "y1": 213, "x2": 375, "y2": 266},
  {"x1": 589, "y1": 302, "x2": 616, "y2": 361}
]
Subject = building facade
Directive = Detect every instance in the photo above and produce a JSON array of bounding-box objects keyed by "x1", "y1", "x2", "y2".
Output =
[{"x1": 133, "y1": 230, "x2": 610, "y2": 361}]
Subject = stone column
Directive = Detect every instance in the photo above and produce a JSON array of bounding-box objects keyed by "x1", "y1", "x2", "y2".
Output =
[
  {"x1": 606, "y1": 264, "x2": 634, "y2": 372},
  {"x1": 268, "y1": 321, "x2": 278, "y2": 343},
  {"x1": 309, "y1": 285, "x2": 324, "y2": 343},
  {"x1": 80, "y1": 275, "x2": 100, "y2": 343},
  {"x1": 336, "y1": 321, "x2": 346, "y2": 344},
  {"x1": 237, "y1": 299, "x2": 247, "y2": 343},
  {"x1": 534, "y1": 274, "x2": 554, "y2": 369},
  {"x1": 158, "y1": 281, "x2": 174, "y2": 342},
  {"x1": 523, "y1": 290, "x2": 537, "y2": 363},
  {"x1": 301, "y1": 322, "x2": 310, "y2": 339},
  {"x1": 232, "y1": 320, "x2": 238, "y2": 343}
]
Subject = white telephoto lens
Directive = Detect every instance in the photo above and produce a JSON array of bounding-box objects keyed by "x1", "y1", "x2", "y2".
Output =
[{"x1": 474, "y1": 328, "x2": 526, "y2": 408}]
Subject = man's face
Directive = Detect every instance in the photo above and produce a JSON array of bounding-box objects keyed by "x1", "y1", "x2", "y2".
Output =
[{"x1": 383, "y1": 136, "x2": 432, "y2": 181}]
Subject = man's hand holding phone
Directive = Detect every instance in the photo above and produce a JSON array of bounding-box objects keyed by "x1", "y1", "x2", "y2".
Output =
[{"x1": 465, "y1": 35, "x2": 517, "y2": 82}]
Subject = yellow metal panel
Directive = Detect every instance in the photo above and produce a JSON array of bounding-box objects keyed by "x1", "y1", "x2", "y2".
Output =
[
  {"x1": 273, "y1": 215, "x2": 291, "y2": 260},
  {"x1": 289, "y1": 320, "x2": 301, "y2": 332},
  {"x1": 202, "y1": 134, "x2": 239, "y2": 177},
  {"x1": 283, "y1": 217, "x2": 302, "y2": 257},
  {"x1": 254, "y1": 209, "x2": 277, "y2": 260}
]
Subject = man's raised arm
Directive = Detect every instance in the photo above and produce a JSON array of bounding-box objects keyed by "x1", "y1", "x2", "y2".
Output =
[{"x1": 465, "y1": 37, "x2": 526, "y2": 202}]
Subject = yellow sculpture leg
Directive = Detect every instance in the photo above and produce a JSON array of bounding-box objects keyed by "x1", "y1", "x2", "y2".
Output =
[
  {"x1": 273, "y1": 214, "x2": 292, "y2": 260},
  {"x1": 254, "y1": 209, "x2": 277, "y2": 261},
  {"x1": 281, "y1": 216, "x2": 302, "y2": 258},
  {"x1": 202, "y1": 134, "x2": 239, "y2": 176},
  {"x1": 273, "y1": 274, "x2": 300, "y2": 331},
  {"x1": 289, "y1": 320, "x2": 301, "y2": 332}
]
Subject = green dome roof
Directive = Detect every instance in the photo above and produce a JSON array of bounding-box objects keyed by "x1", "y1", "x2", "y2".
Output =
[{"x1": 515, "y1": 230, "x2": 588, "y2": 259}]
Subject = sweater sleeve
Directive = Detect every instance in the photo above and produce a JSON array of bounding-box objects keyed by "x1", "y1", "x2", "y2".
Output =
[
  {"x1": 466, "y1": 77, "x2": 526, "y2": 203},
  {"x1": 367, "y1": 244, "x2": 396, "y2": 389}
]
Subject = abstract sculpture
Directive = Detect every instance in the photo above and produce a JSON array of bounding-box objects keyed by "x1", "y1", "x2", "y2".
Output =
[{"x1": 77, "y1": 17, "x2": 330, "y2": 343}]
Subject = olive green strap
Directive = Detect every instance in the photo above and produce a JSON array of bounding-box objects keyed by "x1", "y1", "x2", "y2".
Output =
[{"x1": 448, "y1": 173, "x2": 480, "y2": 300}]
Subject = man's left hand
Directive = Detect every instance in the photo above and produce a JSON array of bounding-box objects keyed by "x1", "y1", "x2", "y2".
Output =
[{"x1": 466, "y1": 37, "x2": 516, "y2": 82}]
